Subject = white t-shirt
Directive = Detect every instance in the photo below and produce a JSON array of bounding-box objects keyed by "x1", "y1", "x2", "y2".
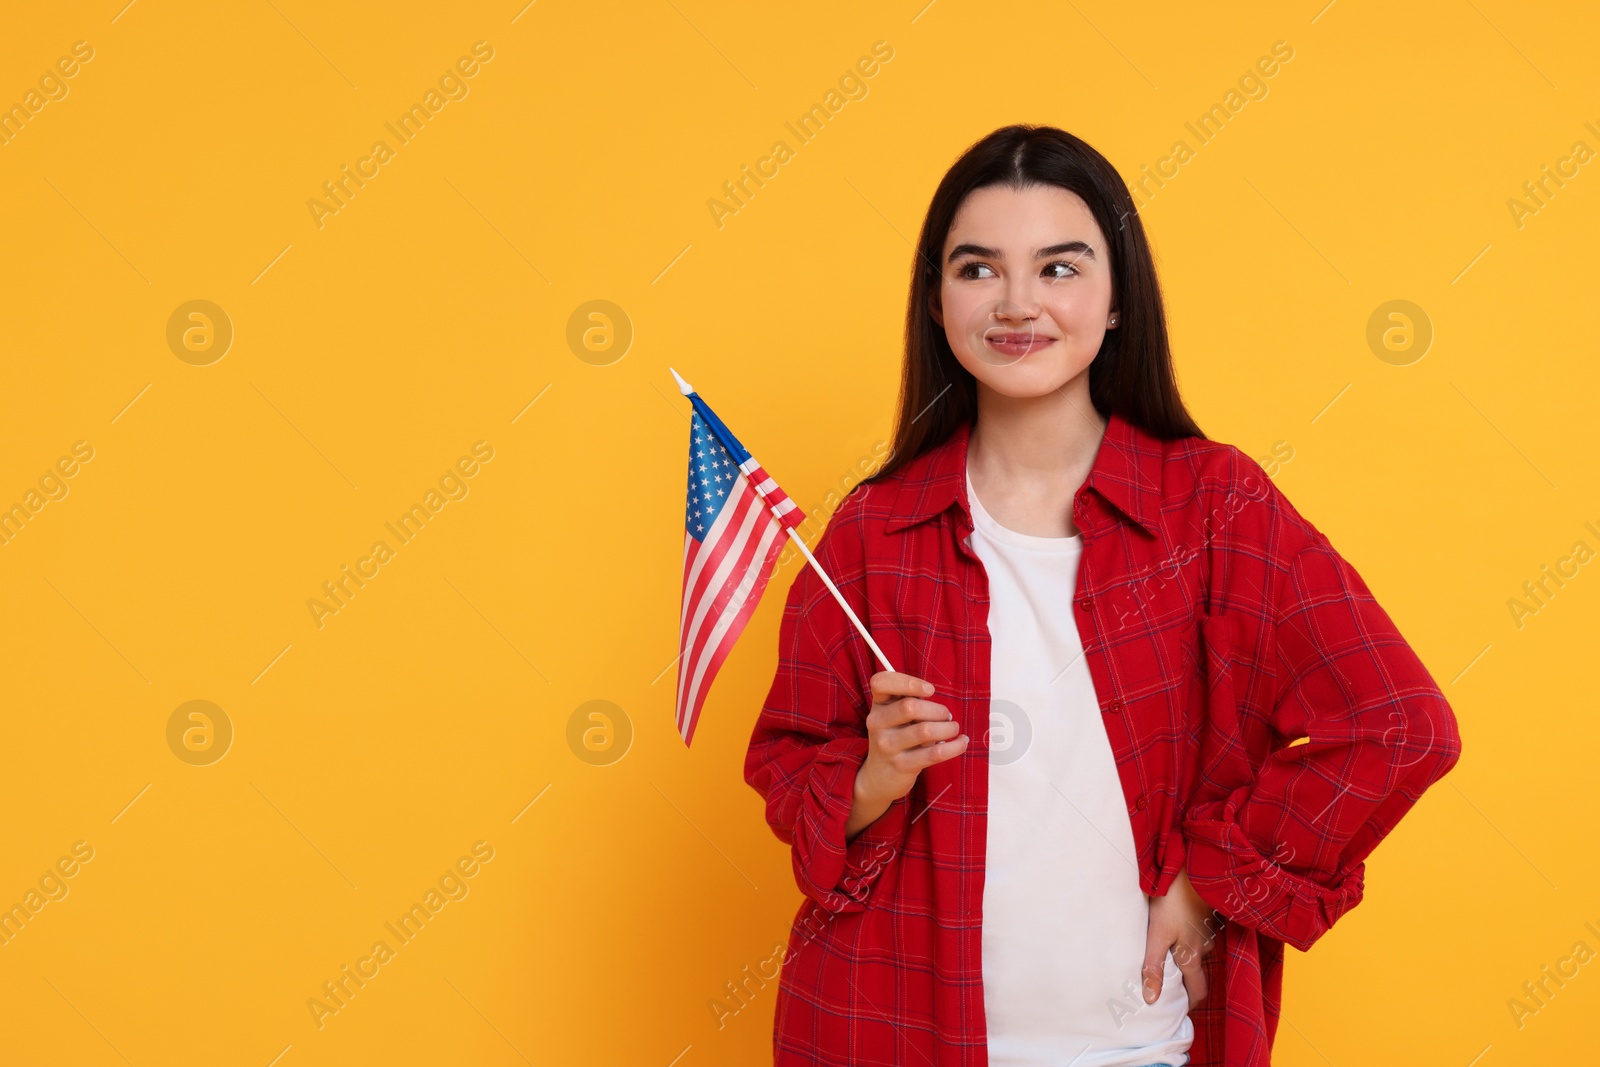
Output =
[{"x1": 968, "y1": 467, "x2": 1193, "y2": 1067}]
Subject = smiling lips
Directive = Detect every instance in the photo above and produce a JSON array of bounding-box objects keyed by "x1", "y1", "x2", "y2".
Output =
[{"x1": 985, "y1": 331, "x2": 1057, "y2": 356}]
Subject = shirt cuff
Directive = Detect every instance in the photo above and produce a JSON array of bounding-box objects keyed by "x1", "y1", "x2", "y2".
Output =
[
  {"x1": 795, "y1": 738, "x2": 908, "y2": 913},
  {"x1": 1182, "y1": 787, "x2": 1366, "y2": 952}
]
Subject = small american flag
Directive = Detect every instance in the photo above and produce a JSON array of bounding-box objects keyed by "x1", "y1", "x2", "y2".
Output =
[{"x1": 674, "y1": 370, "x2": 805, "y2": 746}]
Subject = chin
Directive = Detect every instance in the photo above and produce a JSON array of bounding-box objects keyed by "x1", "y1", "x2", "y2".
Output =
[{"x1": 960, "y1": 356, "x2": 1087, "y2": 398}]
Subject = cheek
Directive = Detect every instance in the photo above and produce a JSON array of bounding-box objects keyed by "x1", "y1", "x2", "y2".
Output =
[
  {"x1": 1049, "y1": 304, "x2": 1113, "y2": 365},
  {"x1": 935, "y1": 286, "x2": 982, "y2": 357},
  {"x1": 1043, "y1": 288, "x2": 1109, "y2": 333},
  {"x1": 942, "y1": 281, "x2": 1034, "y2": 346},
  {"x1": 938, "y1": 282, "x2": 984, "y2": 332}
]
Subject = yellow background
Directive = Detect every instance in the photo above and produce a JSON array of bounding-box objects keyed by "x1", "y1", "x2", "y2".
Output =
[{"x1": 1, "y1": 0, "x2": 1595, "y2": 1063}]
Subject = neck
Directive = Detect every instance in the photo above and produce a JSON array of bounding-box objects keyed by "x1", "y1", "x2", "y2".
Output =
[{"x1": 968, "y1": 378, "x2": 1108, "y2": 488}]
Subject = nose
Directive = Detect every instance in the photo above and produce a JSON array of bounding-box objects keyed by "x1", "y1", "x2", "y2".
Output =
[{"x1": 997, "y1": 274, "x2": 1039, "y2": 321}]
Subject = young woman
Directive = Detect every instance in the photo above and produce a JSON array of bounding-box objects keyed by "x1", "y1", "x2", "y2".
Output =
[{"x1": 744, "y1": 124, "x2": 1461, "y2": 1067}]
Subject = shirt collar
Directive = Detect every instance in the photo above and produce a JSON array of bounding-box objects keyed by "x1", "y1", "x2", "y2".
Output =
[{"x1": 883, "y1": 410, "x2": 1164, "y2": 537}]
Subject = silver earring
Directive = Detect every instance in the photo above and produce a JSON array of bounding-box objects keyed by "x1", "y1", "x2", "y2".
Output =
[{"x1": 1108, "y1": 316, "x2": 1118, "y2": 326}]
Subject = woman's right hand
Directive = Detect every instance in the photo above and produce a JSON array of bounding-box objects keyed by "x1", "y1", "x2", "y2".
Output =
[{"x1": 846, "y1": 671, "x2": 969, "y2": 839}]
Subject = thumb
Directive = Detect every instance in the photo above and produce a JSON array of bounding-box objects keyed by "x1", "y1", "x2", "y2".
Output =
[{"x1": 1141, "y1": 927, "x2": 1169, "y2": 1004}]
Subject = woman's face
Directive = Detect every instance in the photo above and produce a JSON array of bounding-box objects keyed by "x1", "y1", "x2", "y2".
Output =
[{"x1": 931, "y1": 182, "x2": 1117, "y2": 398}]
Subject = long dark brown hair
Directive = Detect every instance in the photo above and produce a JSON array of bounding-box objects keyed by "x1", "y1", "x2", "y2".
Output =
[{"x1": 861, "y1": 124, "x2": 1205, "y2": 488}]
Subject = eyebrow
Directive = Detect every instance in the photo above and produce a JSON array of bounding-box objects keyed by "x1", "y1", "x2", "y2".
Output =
[{"x1": 946, "y1": 240, "x2": 1096, "y2": 263}]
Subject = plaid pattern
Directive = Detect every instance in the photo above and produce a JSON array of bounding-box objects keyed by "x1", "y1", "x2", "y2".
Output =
[{"x1": 744, "y1": 411, "x2": 1462, "y2": 1067}]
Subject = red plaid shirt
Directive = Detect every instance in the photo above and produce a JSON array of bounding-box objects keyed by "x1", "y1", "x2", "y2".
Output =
[{"x1": 745, "y1": 411, "x2": 1462, "y2": 1066}]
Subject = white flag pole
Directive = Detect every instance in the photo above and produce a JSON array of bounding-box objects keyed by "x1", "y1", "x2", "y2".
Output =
[
  {"x1": 672, "y1": 367, "x2": 897, "y2": 675},
  {"x1": 780, "y1": 524, "x2": 896, "y2": 674}
]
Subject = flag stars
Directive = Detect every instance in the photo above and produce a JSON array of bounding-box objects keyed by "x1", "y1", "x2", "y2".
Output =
[{"x1": 686, "y1": 413, "x2": 750, "y2": 543}]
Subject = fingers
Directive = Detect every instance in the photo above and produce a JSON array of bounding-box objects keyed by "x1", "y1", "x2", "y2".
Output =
[
  {"x1": 866, "y1": 674, "x2": 956, "y2": 736},
  {"x1": 1140, "y1": 938, "x2": 1167, "y2": 1004},
  {"x1": 870, "y1": 698, "x2": 953, "y2": 732},
  {"x1": 869, "y1": 671, "x2": 936, "y2": 704},
  {"x1": 1142, "y1": 931, "x2": 1211, "y2": 1010},
  {"x1": 864, "y1": 672, "x2": 966, "y2": 773},
  {"x1": 872, "y1": 716, "x2": 962, "y2": 761},
  {"x1": 1173, "y1": 941, "x2": 1209, "y2": 1009},
  {"x1": 891, "y1": 714, "x2": 960, "y2": 746},
  {"x1": 909, "y1": 733, "x2": 969, "y2": 767}
]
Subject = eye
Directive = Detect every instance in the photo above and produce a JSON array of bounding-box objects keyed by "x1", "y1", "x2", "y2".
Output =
[
  {"x1": 1043, "y1": 260, "x2": 1079, "y2": 279},
  {"x1": 957, "y1": 262, "x2": 995, "y2": 280}
]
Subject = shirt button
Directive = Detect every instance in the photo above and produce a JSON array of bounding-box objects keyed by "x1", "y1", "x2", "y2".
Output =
[
  {"x1": 1106, "y1": 699, "x2": 1123, "y2": 714},
  {"x1": 1078, "y1": 597, "x2": 1093, "y2": 612},
  {"x1": 1134, "y1": 796, "x2": 1147, "y2": 812}
]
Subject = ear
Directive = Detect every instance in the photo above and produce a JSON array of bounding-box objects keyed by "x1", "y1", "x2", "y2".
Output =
[
  {"x1": 928, "y1": 291, "x2": 944, "y2": 328},
  {"x1": 1107, "y1": 307, "x2": 1121, "y2": 329}
]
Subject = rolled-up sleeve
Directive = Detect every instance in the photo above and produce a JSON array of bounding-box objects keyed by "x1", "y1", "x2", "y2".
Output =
[
  {"x1": 1182, "y1": 528, "x2": 1463, "y2": 952},
  {"x1": 744, "y1": 508, "x2": 905, "y2": 914}
]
